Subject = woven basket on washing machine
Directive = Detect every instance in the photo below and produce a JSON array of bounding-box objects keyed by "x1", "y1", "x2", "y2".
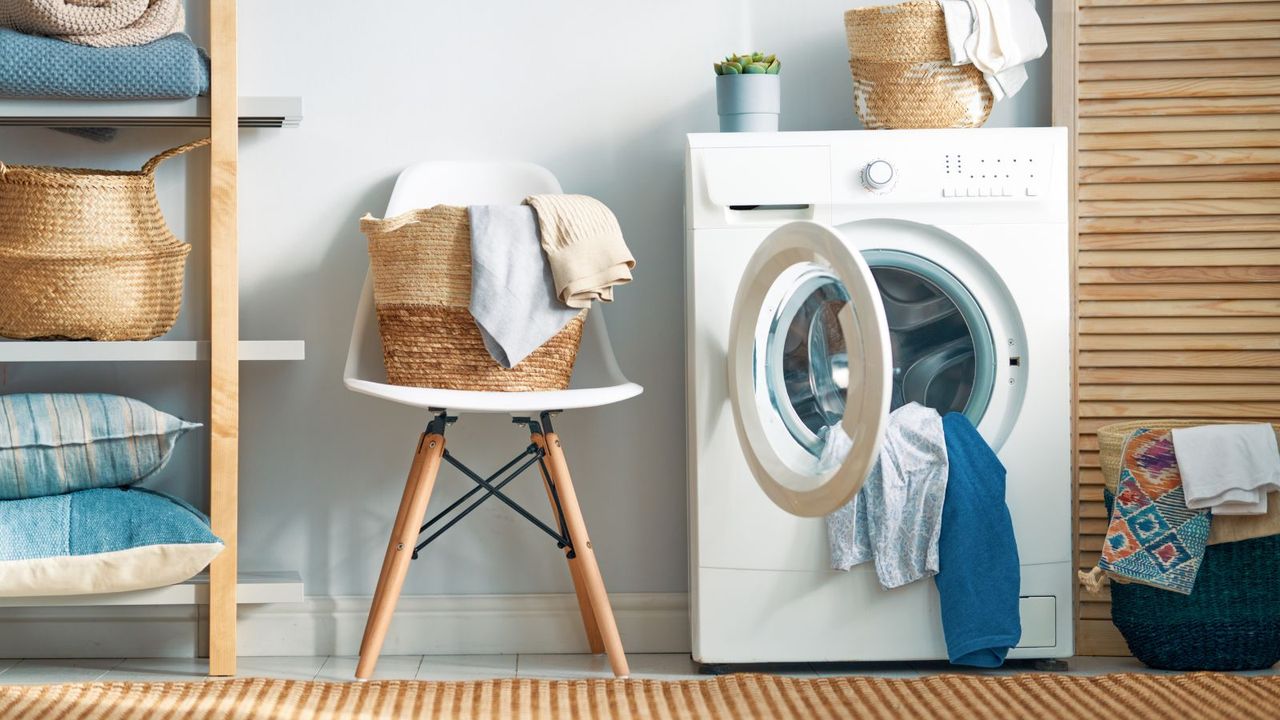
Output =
[
  {"x1": 844, "y1": 1, "x2": 992, "y2": 129},
  {"x1": 361, "y1": 205, "x2": 586, "y2": 391}
]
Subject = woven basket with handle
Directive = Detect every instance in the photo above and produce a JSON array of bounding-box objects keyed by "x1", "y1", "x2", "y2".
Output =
[
  {"x1": 1096, "y1": 419, "x2": 1280, "y2": 671},
  {"x1": 0, "y1": 139, "x2": 207, "y2": 341},
  {"x1": 361, "y1": 205, "x2": 586, "y2": 391},
  {"x1": 844, "y1": 1, "x2": 992, "y2": 129}
]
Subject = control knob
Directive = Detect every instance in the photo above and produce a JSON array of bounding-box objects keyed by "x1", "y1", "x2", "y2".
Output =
[{"x1": 862, "y1": 159, "x2": 895, "y2": 192}]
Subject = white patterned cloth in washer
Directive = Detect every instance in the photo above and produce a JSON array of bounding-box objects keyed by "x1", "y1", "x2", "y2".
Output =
[{"x1": 826, "y1": 402, "x2": 949, "y2": 589}]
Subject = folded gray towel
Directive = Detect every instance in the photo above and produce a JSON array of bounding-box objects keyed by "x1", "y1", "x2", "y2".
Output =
[{"x1": 468, "y1": 205, "x2": 581, "y2": 369}]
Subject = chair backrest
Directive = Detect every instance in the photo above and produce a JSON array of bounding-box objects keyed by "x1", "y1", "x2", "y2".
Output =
[{"x1": 344, "y1": 161, "x2": 631, "y2": 391}]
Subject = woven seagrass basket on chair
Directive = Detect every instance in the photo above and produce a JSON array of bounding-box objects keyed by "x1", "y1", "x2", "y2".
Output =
[
  {"x1": 1097, "y1": 420, "x2": 1280, "y2": 671},
  {"x1": 0, "y1": 139, "x2": 206, "y2": 341},
  {"x1": 844, "y1": 1, "x2": 992, "y2": 129},
  {"x1": 361, "y1": 205, "x2": 586, "y2": 391}
]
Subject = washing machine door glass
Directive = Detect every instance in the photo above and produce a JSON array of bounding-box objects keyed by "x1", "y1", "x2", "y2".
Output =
[
  {"x1": 727, "y1": 221, "x2": 892, "y2": 517},
  {"x1": 863, "y1": 250, "x2": 996, "y2": 426}
]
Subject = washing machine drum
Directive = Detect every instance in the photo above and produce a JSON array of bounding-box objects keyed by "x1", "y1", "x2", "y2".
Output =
[{"x1": 726, "y1": 221, "x2": 995, "y2": 517}]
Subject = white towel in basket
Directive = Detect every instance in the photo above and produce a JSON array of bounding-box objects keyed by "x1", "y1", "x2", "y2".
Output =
[
  {"x1": 938, "y1": 0, "x2": 1046, "y2": 101},
  {"x1": 1173, "y1": 424, "x2": 1280, "y2": 515}
]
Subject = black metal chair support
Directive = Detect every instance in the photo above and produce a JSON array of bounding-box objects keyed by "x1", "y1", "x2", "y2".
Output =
[{"x1": 410, "y1": 411, "x2": 575, "y2": 559}]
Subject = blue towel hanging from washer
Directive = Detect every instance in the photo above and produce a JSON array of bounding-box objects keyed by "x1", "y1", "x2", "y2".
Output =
[{"x1": 935, "y1": 412, "x2": 1022, "y2": 667}]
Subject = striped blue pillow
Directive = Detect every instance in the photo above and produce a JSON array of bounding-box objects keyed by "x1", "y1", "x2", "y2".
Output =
[{"x1": 0, "y1": 394, "x2": 200, "y2": 500}]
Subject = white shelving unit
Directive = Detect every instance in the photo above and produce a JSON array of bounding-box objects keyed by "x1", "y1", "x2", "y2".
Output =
[
  {"x1": 0, "y1": 340, "x2": 305, "y2": 363},
  {"x1": 0, "y1": 96, "x2": 302, "y2": 128},
  {"x1": 0, "y1": 572, "x2": 303, "y2": 608},
  {"x1": 0, "y1": 3, "x2": 299, "y2": 674}
]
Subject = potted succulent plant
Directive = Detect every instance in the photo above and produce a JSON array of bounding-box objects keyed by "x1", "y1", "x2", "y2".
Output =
[{"x1": 713, "y1": 52, "x2": 781, "y2": 132}]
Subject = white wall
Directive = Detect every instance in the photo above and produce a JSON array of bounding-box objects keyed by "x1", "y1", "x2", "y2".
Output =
[{"x1": 0, "y1": 0, "x2": 1051, "y2": 605}]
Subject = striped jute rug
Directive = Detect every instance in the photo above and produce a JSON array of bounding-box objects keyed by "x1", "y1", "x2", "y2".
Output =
[{"x1": 2, "y1": 672, "x2": 1279, "y2": 719}]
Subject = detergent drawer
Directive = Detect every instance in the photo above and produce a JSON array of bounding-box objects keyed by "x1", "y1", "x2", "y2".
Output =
[{"x1": 688, "y1": 145, "x2": 831, "y2": 229}]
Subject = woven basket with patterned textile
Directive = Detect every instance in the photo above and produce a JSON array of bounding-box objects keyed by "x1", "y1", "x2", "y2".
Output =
[
  {"x1": 1098, "y1": 419, "x2": 1280, "y2": 671},
  {"x1": 1098, "y1": 420, "x2": 1280, "y2": 495},
  {"x1": 844, "y1": 1, "x2": 992, "y2": 129},
  {"x1": 361, "y1": 205, "x2": 585, "y2": 391},
  {"x1": 0, "y1": 139, "x2": 205, "y2": 341}
]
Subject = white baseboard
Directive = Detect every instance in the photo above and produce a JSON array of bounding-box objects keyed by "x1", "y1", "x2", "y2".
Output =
[{"x1": 0, "y1": 593, "x2": 691, "y2": 659}]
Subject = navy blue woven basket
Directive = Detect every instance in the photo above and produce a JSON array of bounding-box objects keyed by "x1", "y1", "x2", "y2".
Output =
[{"x1": 1104, "y1": 489, "x2": 1280, "y2": 671}]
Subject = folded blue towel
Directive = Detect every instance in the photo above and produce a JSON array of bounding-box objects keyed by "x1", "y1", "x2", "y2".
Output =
[
  {"x1": 0, "y1": 29, "x2": 208, "y2": 100},
  {"x1": 935, "y1": 412, "x2": 1021, "y2": 667}
]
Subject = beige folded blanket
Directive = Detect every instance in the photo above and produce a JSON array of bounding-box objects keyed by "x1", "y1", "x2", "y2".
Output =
[
  {"x1": 525, "y1": 194, "x2": 635, "y2": 309},
  {"x1": 0, "y1": 0, "x2": 183, "y2": 47}
]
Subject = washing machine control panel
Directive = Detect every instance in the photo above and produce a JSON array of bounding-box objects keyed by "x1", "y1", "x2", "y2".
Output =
[
  {"x1": 941, "y1": 151, "x2": 1044, "y2": 199},
  {"x1": 828, "y1": 132, "x2": 1057, "y2": 208}
]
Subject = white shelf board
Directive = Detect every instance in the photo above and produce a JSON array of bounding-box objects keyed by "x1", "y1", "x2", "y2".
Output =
[
  {"x1": 0, "y1": 339, "x2": 304, "y2": 362},
  {"x1": 0, "y1": 96, "x2": 302, "y2": 128},
  {"x1": 0, "y1": 571, "x2": 303, "y2": 607}
]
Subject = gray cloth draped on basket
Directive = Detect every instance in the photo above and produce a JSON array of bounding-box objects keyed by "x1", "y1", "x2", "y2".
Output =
[
  {"x1": 0, "y1": 0, "x2": 183, "y2": 47},
  {"x1": 467, "y1": 205, "x2": 581, "y2": 369},
  {"x1": 0, "y1": 27, "x2": 208, "y2": 100}
]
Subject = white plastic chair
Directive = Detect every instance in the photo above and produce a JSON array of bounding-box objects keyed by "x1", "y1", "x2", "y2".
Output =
[{"x1": 344, "y1": 162, "x2": 641, "y2": 679}]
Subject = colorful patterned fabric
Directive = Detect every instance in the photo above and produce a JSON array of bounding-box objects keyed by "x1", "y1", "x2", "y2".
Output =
[
  {"x1": 1100, "y1": 428, "x2": 1210, "y2": 594},
  {"x1": 0, "y1": 393, "x2": 199, "y2": 500}
]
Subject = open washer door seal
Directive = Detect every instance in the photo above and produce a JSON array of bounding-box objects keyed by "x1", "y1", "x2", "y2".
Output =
[{"x1": 727, "y1": 221, "x2": 892, "y2": 517}]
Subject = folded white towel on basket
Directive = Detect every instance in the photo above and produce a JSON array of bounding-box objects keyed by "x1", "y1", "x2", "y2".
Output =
[
  {"x1": 938, "y1": 0, "x2": 1047, "y2": 102},
  {"x1": 1172, "y1": 424, "x2": 1280, "y2": 515}
]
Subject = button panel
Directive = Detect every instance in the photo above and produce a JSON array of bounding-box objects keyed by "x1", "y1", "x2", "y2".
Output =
[{"x1": 943, "y1": 152, "x2": 1041, "y2": 199}]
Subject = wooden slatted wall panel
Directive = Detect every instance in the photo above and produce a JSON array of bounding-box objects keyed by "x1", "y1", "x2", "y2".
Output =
[{"x1": 1072, "y1": 0, "x2": 1280, "y2": 655}]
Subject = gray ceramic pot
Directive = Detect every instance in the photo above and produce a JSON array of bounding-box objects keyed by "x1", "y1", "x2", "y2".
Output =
[{"x1": 716, "y1": 74, "x2": 780, "y2": 132}]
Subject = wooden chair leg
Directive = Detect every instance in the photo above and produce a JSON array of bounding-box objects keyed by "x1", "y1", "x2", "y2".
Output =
[
  {"x1": 540, "y1": 430, "x2": 630, "y2": 678},
  {"x1": 359, "y1": 443, "x2": 427, "y2": 656},
  {"x1": 356, "y1": 431, "x2": 445, "y2": 680},
  {"x1": 533, "y1": 434, "x2": 605, "y2": 654}
]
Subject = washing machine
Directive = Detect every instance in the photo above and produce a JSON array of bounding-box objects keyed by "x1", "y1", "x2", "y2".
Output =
[{"x1": 684, "y1": 128, "x2": 1072, "y2": 665}]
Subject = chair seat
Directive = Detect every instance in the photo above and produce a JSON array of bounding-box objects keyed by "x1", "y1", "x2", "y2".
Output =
[
  {"x1": 345, "y1": 377, "x2": 642, "y2": 414},
  {"x1": 344, "y1": 160, "x2": 642, "y2": 416}
]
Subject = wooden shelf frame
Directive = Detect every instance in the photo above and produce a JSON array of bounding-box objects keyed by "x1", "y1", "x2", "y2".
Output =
[{"x1": 208, "y1": 0, "x2": 239, "y2": 677}]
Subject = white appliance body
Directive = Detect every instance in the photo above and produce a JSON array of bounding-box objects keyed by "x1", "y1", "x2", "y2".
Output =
[{"x1": 685, "y1": 129, "x2": 1073, "y2": 663}]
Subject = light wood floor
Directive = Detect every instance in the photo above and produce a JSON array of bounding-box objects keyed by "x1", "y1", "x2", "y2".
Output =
[{"x1": 0, "y1": 655, "x2": 1275, "y2": 684}]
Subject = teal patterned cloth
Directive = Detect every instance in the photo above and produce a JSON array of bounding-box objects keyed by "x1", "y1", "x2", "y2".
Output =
[
  {"x1": 0, "y1": 393, "x2": 199, "y2": 500},
  {"x1": 0, "y1": 487, "x2": 218, "y2": 562},
  {"x1": 0, "y1": 28, "x2": 208, "y2": 100}
]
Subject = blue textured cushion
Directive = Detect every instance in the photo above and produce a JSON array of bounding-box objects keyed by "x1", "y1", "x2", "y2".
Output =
[
  {"x1": 0, "y1": 488, "x2": 216, "y2": 562},
  {"x1": 0, "y1": 487, "x2": 223, "y2": 597},
  {"x1": 0, "y1": 393, "x2": 200, "y2": 501},
  {"x1": 0, "y1": 29, "x2": 209, "y2": 100}
]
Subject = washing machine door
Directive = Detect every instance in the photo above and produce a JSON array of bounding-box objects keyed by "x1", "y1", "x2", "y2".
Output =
[{"x1": 727, "y1": 221, "x2": 892, "y2": 517}]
